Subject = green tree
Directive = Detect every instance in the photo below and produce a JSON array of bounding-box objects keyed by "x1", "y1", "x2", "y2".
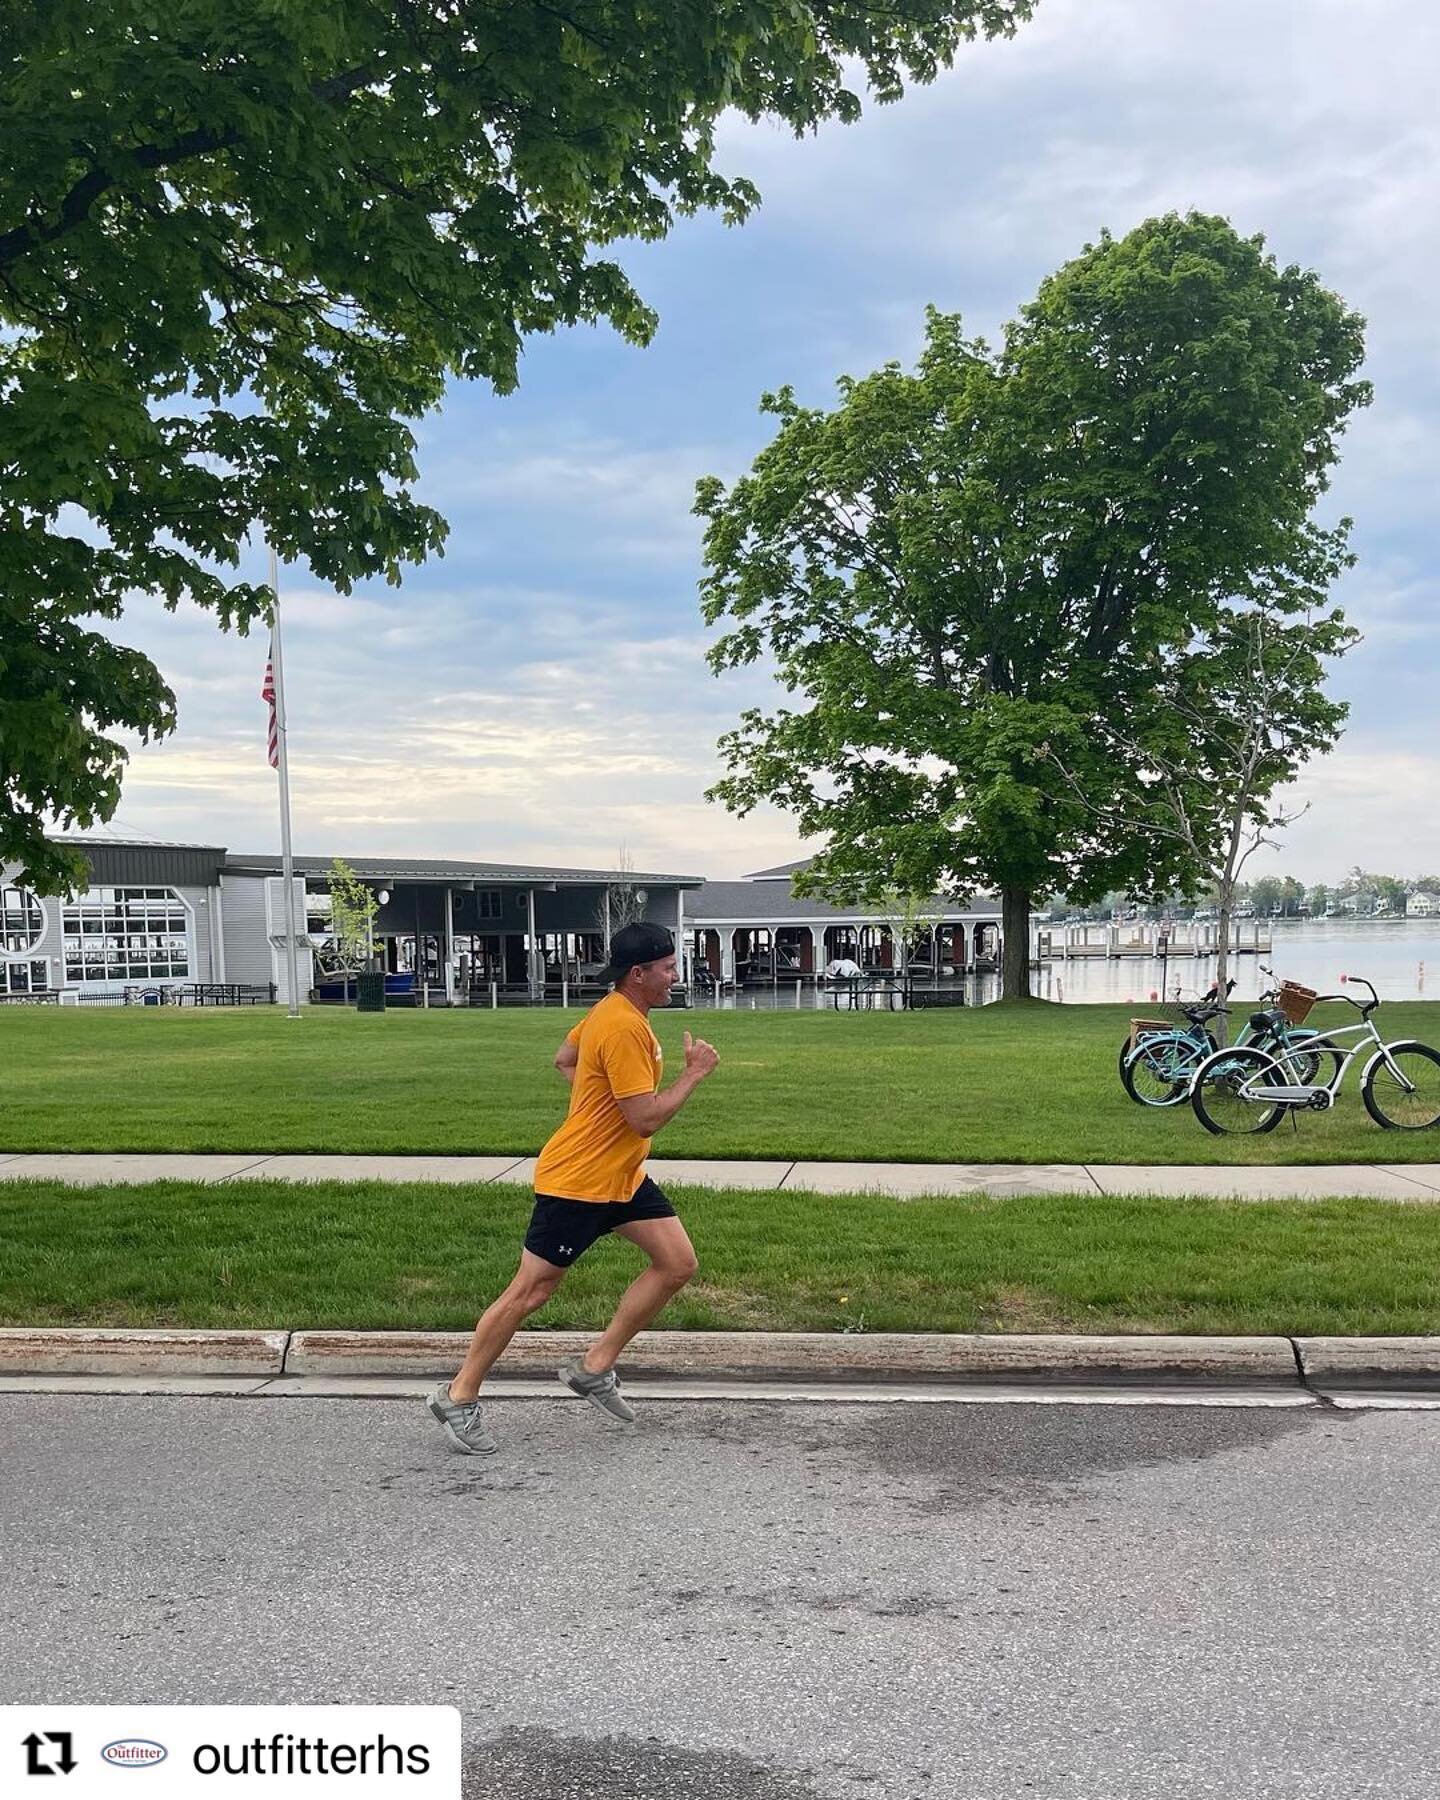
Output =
[
  {"x1": 698, "y1": 214, "x2": 1368, "y2": 998},
  {"x1": 0, "y1": 0, "x2": 1034, "y2": 894},
  {"x1": 590, "y1": 843, "x2": 649, "y2": 978},
  {"x1": 1249, "y1": 877, "x2": 1284, "y2": 914},
  {"x1": 322, "y1": 857, "x2": 379, "y2": 997},
  {"x1": 1342, "y1": 867, "x2": 1376, "y2": 912},
  {"x1": 1307, "y1": 882, "x2": 1330, "y2": 915},
  {"x1": 874, "y1": 885, "x2": 946, "y2": 973},
  {"x1": 1048, "y1": 599, "x2": 1356, "y2": 1012}
]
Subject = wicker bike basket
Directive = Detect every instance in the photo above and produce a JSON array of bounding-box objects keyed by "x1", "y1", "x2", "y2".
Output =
[
  {"x1": 1276, "y1": 980, "x2": 1318, "y2": 1025},
  {"x1": 1128, "y1": 1017, "x2": 1173, "y2": 1050}
]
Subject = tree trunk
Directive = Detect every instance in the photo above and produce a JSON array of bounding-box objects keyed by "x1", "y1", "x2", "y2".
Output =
[
  {"x1": 1213, "y1": 798, "x2": 1247, "y2": 1045},
  {"x1": 1213, "y1": 891, "x2": 1232, "y2": 1044},
  {"x1": 1000, "y1": 886, "x2": 1031, "y2": 1000}
]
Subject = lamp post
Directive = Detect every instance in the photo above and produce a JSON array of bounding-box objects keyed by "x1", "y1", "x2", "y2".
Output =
[{"x1": 372, "y1": 888, "x2": 390, "y2": 970}]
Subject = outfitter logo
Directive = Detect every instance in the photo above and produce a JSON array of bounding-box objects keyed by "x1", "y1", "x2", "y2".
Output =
[{"x1": 100, "y1": 1739, "x2": 168, "y2": 1768}]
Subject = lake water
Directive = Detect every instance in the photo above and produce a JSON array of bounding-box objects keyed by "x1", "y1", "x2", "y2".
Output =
[
  {"x1": 1031, "y1": 919, "x2": 1439, "y2": 1006},
  {"x1": 688, "y1": 920, "x2": 1439, "y2": 1010}
]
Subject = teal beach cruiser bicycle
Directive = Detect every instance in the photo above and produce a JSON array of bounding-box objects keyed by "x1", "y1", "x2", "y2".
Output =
[
  {"x1": 1190, "y1": 976, "x2": 1440, "y2": 1135},
  {"x1": 1118, "y1": 972, "x2": 1328, "y2": 1109}
]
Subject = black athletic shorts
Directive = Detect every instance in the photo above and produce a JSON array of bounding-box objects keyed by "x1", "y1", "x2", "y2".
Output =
[{"x1": 524, "y1": 1177, "x2": 677, "y2": 1269}]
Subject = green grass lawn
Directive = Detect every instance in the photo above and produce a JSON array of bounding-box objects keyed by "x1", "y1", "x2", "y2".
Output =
[
  {"x1": 3, "y1": 1000, "x2": 1440, "y2": 1164},
  {"x1": 3, "y1": 1177, "x2": 1439, "y2": 1335}
]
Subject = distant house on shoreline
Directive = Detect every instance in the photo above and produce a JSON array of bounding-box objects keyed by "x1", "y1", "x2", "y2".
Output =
[{"x1": 1406, "y1": 890, "x2": 1440, "y2": 919}]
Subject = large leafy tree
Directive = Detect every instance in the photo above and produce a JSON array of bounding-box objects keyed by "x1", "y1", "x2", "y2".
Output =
[
  {"x1": 697, "y1": 213, "x2": 1369, "y2": 998},
  {"x1": 0, "y1": 0, "x2": 1035, "y2": 893},
  {"x1": 1043, "y1": 591, "x2": 1357, "y2": 1011}
]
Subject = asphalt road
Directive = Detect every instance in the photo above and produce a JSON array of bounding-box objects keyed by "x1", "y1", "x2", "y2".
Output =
[{"x1": 2, "y1": 1392, "x2": 1438, "y2": 1799}]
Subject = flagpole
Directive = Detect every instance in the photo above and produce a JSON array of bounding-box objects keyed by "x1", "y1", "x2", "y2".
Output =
[{"x1": 267, "y1": 542, "x2": 303, "y2": 1020}]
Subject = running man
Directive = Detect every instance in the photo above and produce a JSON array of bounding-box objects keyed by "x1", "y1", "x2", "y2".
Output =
[{"x1": 427, "y1": 922, "x2": 720, "y2": 1455}]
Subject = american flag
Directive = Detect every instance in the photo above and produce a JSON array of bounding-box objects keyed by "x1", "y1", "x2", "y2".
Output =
[{"x1": 261, "y1": 637, "x2": 279, "y2": 769}]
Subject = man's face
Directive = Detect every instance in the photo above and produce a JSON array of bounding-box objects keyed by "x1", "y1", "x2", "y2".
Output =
[{"x1": 630, "y1": 952, "x2": 677, "y2": 1005}]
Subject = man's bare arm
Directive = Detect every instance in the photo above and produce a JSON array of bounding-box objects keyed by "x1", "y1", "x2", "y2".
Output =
[
  {"x1": 617, "y1": 1031, "x2": 719, "y2": 1135},
  {"x1": 554, "y1": 1040, "x2": 579, "y2": 1085}
]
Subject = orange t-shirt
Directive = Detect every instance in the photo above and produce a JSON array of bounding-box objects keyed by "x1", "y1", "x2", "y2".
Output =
[{"x1": 532, "y1": 992, "x2": 663, "y2": 1203}]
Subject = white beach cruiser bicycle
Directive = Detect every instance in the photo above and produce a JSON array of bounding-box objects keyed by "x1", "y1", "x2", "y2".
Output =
[{"x1": 1189, "y1": 975, "x2": 1440, "y2": 1136}]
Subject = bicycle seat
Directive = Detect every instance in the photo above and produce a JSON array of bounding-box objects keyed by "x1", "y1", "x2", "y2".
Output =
[{"x1": 1249, "y1": 1008, "x2": 1285, "y2": 1032}]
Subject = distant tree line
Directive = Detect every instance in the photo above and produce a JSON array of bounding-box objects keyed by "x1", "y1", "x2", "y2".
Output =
[{"x1": 1046, "y1": 868, "x2": 1440, "y2": 923}]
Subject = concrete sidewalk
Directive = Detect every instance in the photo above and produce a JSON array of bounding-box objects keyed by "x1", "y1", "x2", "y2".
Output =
[{"x1": 1, "y1": 1149, "x2": 1439, "y2": 1199}]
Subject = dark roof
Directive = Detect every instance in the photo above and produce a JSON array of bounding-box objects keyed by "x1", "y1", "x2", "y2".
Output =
[
  {"x1": 57, "y1": 837, "x2": 227, "y2": 889},
  {"x1": 745, "y1": 858, "x2": 814, "y2": 880},
  {"x1": 686, "y1": 879, "x2": 999, "y2": 923},
  {"x1": 223, "y1": 852, "x2": 702, "y2": 888}
]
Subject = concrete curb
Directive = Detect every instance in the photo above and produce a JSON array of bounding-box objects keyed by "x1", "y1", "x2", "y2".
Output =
[
  {"x1": 0, "y1": 1327, "x2": 290, "y2": 1377},
  {"x1": 285, "y1": 1328, "x2": 1298, "y2": 1385},
  {"x1": 1295, "y1": 1336, "x2": 1440, "y2": 1389},
  {"x1": 0, "y1": 1325, "x2": 1431, "y2": 1388},
  {"x1": 1, "y1": 1327, "x2": 1438, "y2": 1389}
]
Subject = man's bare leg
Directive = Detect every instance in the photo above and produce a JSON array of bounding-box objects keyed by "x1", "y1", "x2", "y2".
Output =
[
  {"x1": 580, "y1": 1216, "x2": 699, "y2": 1374},
  {"x1": 448, "y1": 1251, "x2": 565, "y2": 1402}
]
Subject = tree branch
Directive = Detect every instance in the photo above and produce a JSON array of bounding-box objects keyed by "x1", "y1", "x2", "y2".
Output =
[{"x1": 0, "y1": 63, "x2": 380, "y2": 270}]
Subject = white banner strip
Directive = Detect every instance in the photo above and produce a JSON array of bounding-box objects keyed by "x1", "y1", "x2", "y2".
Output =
[{"x1": 1, "y1": 1707, "x2": 460, "y2": 1797}]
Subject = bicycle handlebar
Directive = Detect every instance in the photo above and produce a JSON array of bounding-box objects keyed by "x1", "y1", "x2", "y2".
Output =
[{"x1": 1305, "y1": 975, "x2": 1380, "y2": 1016}]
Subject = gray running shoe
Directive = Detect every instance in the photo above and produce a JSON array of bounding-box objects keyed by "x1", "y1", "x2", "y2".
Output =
[
  {"x1": 559, "y1": 1360, "x2": 636, "y2": 1423},
  {"x1": 426, "y1": 1383, "x2": 497, "y2": 1456}
]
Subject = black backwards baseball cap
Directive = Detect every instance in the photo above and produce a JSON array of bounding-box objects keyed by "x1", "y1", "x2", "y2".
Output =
[{"x1": 599, "y1": 921, "x2": 675, "y2": 985}]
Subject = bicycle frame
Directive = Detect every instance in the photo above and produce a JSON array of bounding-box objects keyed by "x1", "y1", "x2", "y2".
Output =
[
  {"x1": 1130, "y1": 991, "x2": 1311, "y2": 1088},
  {"x1": 1236, "y1": 1016, "x2": 1418, "y2": 1109}
]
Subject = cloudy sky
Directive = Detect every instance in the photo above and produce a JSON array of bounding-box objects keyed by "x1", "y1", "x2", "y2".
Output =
[{"x1": 104, "y1": 0, "x2": 1440, "y2": 884}]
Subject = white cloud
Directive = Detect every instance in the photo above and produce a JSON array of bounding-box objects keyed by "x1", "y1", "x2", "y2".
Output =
[
  {"x1": 1335, "y1": 558, "x2": 1440, "y2": 651},
  {"x1": 1250, "y1": 742, "x2": 1440, "y2": 884},
  {"x1": 419, "y1": 432, "x2": 725, "y2": 560}
]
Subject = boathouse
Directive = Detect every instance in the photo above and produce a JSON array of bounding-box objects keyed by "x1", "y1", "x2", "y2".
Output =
[{"x1": 683, "y1": 860, "x2": 1002, "y2": 989}]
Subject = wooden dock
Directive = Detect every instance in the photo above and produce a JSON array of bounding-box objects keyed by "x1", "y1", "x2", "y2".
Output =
[{"x1": 1033, "y1": 920, "x2": 1272, "y2": 962}]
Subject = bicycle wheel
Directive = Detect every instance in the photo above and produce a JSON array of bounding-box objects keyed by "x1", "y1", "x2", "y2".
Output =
[
  {"x1": 1117, "y1": 1033, "x2": 1169, "y2": 1086},
  {"x1": 1121, "y1": 1037, "x2": 1195, "y2": 1107},
  {"x1": 1191, "y1": 1045, "x2": 1285, "y2": 1136},
  {"x1": 1362, "y1": 1041, "x2": 1440, "y2": 1131}
]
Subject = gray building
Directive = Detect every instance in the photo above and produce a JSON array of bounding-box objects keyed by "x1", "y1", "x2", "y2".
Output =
[
  {"x1": 2, "y1": 840, "x2": 230, "y2": 1004},
  {"x1": 2, "y1": 840, "x2": 701, "y2": 1006}
]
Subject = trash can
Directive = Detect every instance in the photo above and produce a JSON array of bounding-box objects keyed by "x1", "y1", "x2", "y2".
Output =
[{"x1": 356, "y1": 970, "x2": 386, "y2": 1013}]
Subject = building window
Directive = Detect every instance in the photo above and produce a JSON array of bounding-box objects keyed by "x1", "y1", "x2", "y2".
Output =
[
  {"x1": 61, "y1": 887, "x2": 191, "y2": 984},
  {"x1": 478, "y1": 889, "x2": 503, "y2": 920},
  {"x1": 0, "y1": 960, "x2": 48, "y2": 995},
  {"x1": 1, "y1": 885, "x2": 43, "y2": 954}
]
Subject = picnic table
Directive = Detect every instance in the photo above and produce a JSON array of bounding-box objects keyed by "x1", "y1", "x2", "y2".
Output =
[{"x1": 824, "y1": 971, "x2": 909, "y2": 1011}]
